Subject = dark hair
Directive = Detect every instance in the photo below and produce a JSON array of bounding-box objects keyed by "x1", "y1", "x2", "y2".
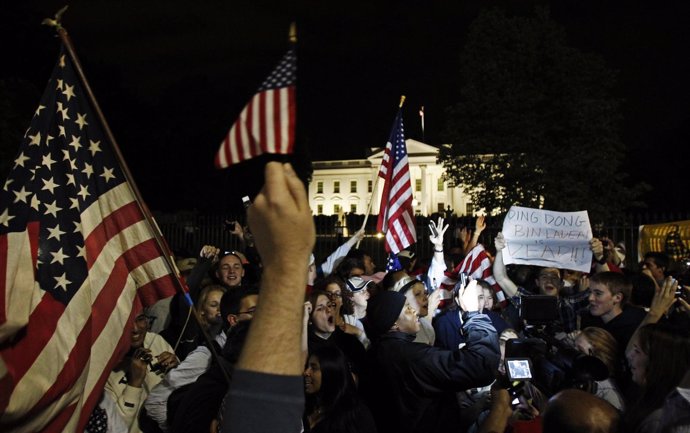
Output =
[
  {"x1": 345, "y1": 248, "x2": 369, "y2": 262},
  {"x1": 476, "y1": 279, "x2": 498, "y2": 307},
  {"x1": 314, "y1": 275, "x2": 354, "y2": 316},
  {"x1": 644, "y1": 252, "x2": 670, "y2": 271},
  {"x1": 590, "y1": 272, "x2": 632, "y2": 304},
  {"x1": 381, "y1": 270, "x2": 407, "y2": 291},
  {"x1": 535, "y1": 267, "x2": 562, "y2": 279},
  {"x1": 334, "y1": 257, "x2": 365, "y2": 281},
  {"x1": 220, "y1": 285, "x2": 259, "y2": 326},
  {"x1": 629, "y1": 271, "x2": 656, "y2": 308},
  {"x1": 625, "y1": 323, "x2": 690, "y2": 429},
  {"x1": 307, "y1": 290, "x2": 332, "y2": 318},
  {"x1": 305, "y1": 346, "x2": 361, "y2": 433}
]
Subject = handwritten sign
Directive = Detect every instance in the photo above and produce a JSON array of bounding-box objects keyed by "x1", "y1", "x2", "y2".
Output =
[{"x1": 502, "y1": 206, "x2": 593, "y2": 272}]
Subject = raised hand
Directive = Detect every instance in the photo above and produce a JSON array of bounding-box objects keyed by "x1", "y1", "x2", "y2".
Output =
[
  {"x1": 429, "y1": 216, "x2": 449, "y2": 249},
  {"x1": 247, "y1": 163, "x2": 315, "y2": 269},
  {"x1": 458, "y1": 279, "x2": 483, "y2": 313}
]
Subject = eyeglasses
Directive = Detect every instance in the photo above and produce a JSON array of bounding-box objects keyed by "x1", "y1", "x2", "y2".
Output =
[{"x1": 328, "y1": 292, "x2": 342, "y2": 298}]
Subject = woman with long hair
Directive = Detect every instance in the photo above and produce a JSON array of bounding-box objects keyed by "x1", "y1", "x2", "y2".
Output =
[
  {"x1": 624, "y1": 323, "x2": 690, "y2": 432},
  {"x1": 314, "y1": 275, "x2": 354, "y2": 329},
  {"x1": 575, "y1": 327, "x2": 625, "y2": 410},
  {"x1": 303, "y1": 346, "x2": 376, "y2": 433},
  {"x1": 306, "y1": 290, "x2": 366, "y2": 376}
]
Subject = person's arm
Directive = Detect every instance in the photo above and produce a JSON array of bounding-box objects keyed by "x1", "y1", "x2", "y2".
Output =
[
  {"x1": 626, "y1": 277, "x2": 677, "y2": 354},
  {"x1": 237, "y1": 162, "x2": 314, "y2": 374},
  {"x1": 302, "y1": 301, "x2": 311, "y2": 367},
  {"x1": 493, "y1": 232, "x2": 518, "y2": 298},
  {"x1": 463, "y1": 215, "x2": 486, "y2": 256},
  {"x1": 185, "y1": 245, "x2": 219, "y2": 298},
  {"x1": 427, "y1": 217, "x2": 449, "y2": 290},
  {"x1": 222, "y1": 163, "x2": 314, "y2": 433},
  {"x1": 317, "y1": 228, "x2": 364, "y2": 277},
  {"x1": 105, "y1": 351, "x2": 149, "y2": 429},
  {"x1": 414, "y1": 281, "x2": 500, "y2": 390},
  {"x1": 590, "y1": 238, "x2": 610, "y2": 273},
  {"x1": 478, "y1": 388, "x2": 513, "y2": 433}
]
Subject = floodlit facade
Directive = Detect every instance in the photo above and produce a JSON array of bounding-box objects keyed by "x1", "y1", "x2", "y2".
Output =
[{"x1": 308, "y1": 139, "x2": 475, "y2": 217}]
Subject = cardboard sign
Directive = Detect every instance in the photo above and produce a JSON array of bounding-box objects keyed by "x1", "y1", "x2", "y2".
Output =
[{"x1": 502, "y1": 206, "x2": 593, "y2": 272}]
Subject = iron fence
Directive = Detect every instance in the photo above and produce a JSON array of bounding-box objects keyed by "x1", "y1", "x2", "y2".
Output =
[{"x1": 154, "y1": 211, "x2": 690, "y2": 271}]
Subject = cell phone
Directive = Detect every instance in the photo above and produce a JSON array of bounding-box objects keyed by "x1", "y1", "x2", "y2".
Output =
[
  {"x1": 505, "y1": 358, "x2": 533, "y2": 381},
  {"x1": 242, "y1": 196, "x2": 251, "y2": 209}
]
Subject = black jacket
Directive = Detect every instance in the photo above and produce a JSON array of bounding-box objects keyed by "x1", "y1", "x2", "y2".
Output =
[{"x1": 363, "y1": 313, "x2": 499, "y2": 433}]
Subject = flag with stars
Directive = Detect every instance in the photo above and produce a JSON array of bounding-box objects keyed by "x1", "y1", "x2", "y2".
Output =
[
  {"x1": 376, "y1": 110, "x2": 416, "y2": 254},
  {"x1": 0, "y1": 47, "x2": 177, "y2": 432},
  {"x1": 214, "y1": 48, "x2": 296, "y2": 168}
]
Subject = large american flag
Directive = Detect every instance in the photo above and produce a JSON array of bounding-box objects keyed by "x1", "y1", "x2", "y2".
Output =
[
  {"x1": 0, "y1": 47, "x2": 177, "y2": 432},
  {"x1": 376, "y1": 110, "x2": 416, "y2": 254},
  {"x1": 215, "y1": 49, "x2": 296, "y2": 168}
]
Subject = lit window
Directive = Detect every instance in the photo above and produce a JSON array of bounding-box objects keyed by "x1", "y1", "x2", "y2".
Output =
[
  {"x1": 437, "y1": 178, "x2": 444, "y2": 191},
  {"x1": 317, "y1": 181, "x2": 323, "y2": 194},
  {"x1": 465, "y1": 203, "x2": 474, "y2": 216},
  {"x1": 368, "y1": 180, "x2": 373, "y2": 193},
  {"x1": 415, "y1": 179, "x2": 422, "y2": 192},
  {"x1": 317, "y1": 204, "x2": 323, "y2": 215},
  {"x1": 350, "y1": 204, "x2": 357, "y2": 213},
  {"x1": 350, "y1": 181, "x2": 357, "y2": 193},
  {"x1": 334, "y1": 181, "x2": 340, "y2": 194},
  {"x1": 334, "y1": 204, "x2": 341, "y2": 214}
]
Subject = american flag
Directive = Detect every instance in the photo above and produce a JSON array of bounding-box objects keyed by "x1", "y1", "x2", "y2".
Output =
[
  {"x1": 0, "y1": 47, "x2": 177, "y2": 432},
  {"x1": 215, "y1": 49, "x2": 296, "y2": 168},
  {"x1": 439, "y1": 244, "x2": 506, "y2": 303},
  {"x1": 376, "y1": 110, "x2": 416, "y2": 254}
]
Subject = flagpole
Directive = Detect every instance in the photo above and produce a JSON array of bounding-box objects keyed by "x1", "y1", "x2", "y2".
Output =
[
  {"x1": 53, "y1": 27, "x2": 190, "y2": 297},
  {"x1": 355, "y1": 173, "x2": 379, "y2": 248},
  {"x1": 44, "y1": 10, "x2": 231, "y2": 384},
  {"x1": 419, "y1": 105, "x2": 425, "y2": 142},
  {"x1": 357, "y1": 96, "x2": 407, "y2": 249}
]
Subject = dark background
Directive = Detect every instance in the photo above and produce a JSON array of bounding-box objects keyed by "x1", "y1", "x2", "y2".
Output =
[{"x1": 3, "y1": 0, "x2": 689, "y2": 213}]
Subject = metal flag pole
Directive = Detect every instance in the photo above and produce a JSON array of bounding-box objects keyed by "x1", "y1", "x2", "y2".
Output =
[{"x1": 419, "y1": 105, "x2": 425, "y2": 142}]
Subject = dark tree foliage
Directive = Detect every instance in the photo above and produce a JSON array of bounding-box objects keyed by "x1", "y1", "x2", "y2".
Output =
[{"x1": 439, "y1": 7, "x2": 647, "y2": 221}]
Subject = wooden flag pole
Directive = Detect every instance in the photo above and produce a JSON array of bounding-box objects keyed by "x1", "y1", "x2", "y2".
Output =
[{"x1": 44, "y1": 8, "x2": 231, "y2": 384}]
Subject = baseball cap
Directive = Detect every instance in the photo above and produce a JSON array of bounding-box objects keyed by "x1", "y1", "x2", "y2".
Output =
[{"x1": 346, "y1": 276, "x2": 374, "y2": 293}]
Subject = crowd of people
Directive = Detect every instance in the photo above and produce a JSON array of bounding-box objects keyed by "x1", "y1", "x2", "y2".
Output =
[{"x1": 88, "y1": 163, "x2": 690, "y2": 433}]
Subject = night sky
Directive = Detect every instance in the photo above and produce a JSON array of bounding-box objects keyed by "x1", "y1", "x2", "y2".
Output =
[{"x1": 3, "y1": 1, "x2": 690, "y2": 214}]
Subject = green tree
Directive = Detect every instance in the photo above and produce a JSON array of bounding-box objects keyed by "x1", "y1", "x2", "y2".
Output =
[{"x1": 439, "y1": 7, "x2": 647, "y2": 221}]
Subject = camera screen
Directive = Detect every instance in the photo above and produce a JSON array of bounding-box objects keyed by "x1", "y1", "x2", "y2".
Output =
[{"x1": 505, "y1": 358, "x2": 533, "y2": 381}]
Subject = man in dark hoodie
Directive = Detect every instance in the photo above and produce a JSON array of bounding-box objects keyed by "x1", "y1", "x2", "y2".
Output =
[{"x1": 363, "y1": 280, "x2": 499, "y2": 433}]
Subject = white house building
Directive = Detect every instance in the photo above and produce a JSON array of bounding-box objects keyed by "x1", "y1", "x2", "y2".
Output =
[{"x1": 308, "y1": 139, "x2": 475, "y2": 217}]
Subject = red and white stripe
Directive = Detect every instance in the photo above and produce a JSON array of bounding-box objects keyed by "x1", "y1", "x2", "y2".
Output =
[
  {"x1": 440, "y1": 244, "x2": 505, "y2": 302},
  {"x1": 0, "y1": 183, "x2": 176, "y2": 432},
  {"x1": 377, "y1": 143, "x2": 416, "y2": 254},
  {"x1": 215, "y1": 86, "x2": 296, "y2": 168}
]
